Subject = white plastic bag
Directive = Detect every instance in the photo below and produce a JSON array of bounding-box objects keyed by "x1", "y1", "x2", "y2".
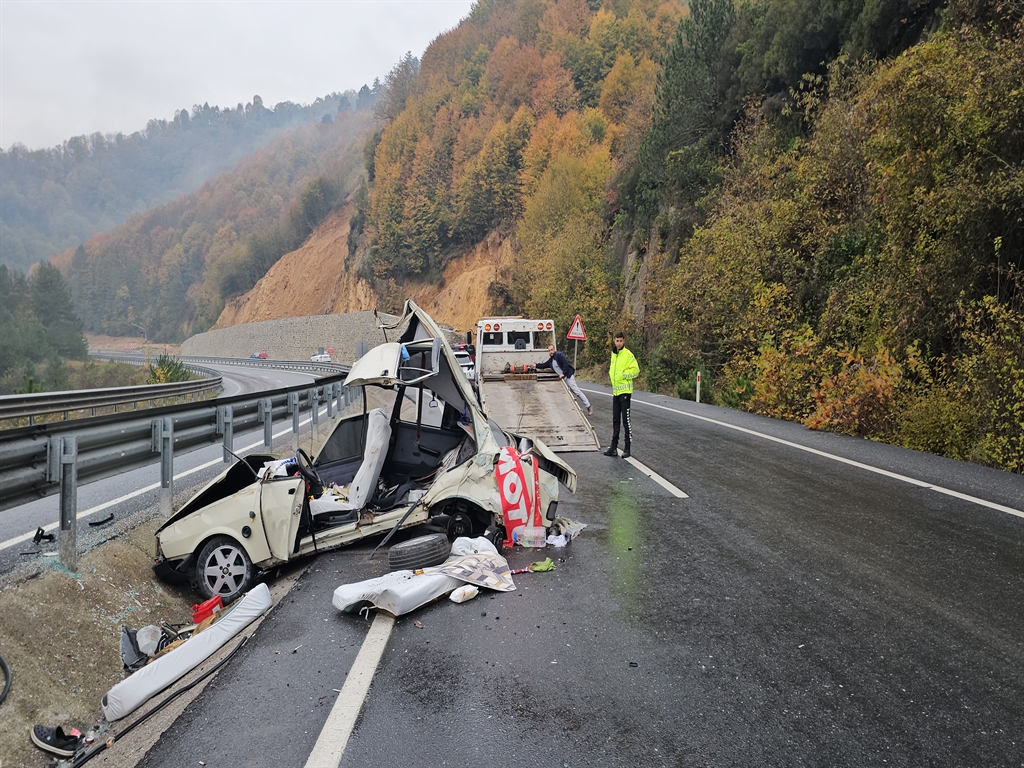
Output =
[
  {"x1": 135, "y1": 625, "x2": 163, "y2": 656},
  {"x1": 449, "y1": 585, "x2": 479, "y2": 603}
]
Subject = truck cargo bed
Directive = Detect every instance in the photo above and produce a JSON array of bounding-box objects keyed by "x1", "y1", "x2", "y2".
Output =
[{"x1": 480, "y1": 374, "x2": 600, "y2": 452}]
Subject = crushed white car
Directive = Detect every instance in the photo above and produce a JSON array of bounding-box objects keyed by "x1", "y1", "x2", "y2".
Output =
[{"x1": 153, "y1": 300, "x2": 576, "y2": 603}]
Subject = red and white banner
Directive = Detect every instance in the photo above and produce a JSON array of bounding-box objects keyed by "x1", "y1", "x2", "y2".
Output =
[{"x1": 495, "y1": 447, "x2": 542, "y2": 539}]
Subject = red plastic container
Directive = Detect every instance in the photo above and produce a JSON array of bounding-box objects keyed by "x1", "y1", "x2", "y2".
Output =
[{"x1": 191, "y1": 595, "x2": 223, "y2": 624}]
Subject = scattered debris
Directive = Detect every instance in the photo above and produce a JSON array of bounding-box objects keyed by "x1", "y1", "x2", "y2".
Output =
[
  {"x1": 33, "y1": 527, "x2": 55, "y2": 544},
  {"x1": 89, "y1": 514, "x2": 115, "y2": 527},
  {"x1": 508, "y1": 557, "x2": 555, "y2": 575},
  {"x1": 103, "y1": 584, "x2": 272, "y2": 721},
  {"x1": 333, "y1": 537, "x2": 510, "y2": 616},
  {"x1": 449, "y1": 585, "x2": 479, "y2": 603},
  {"x1": 546, "y1": 518, "x2": 586, "y2": 547}
]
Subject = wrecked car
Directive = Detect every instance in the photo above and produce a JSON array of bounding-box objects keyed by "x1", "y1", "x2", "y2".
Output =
[{"x1": 153, "y1": 300, "x2": 577, "y2": 603}]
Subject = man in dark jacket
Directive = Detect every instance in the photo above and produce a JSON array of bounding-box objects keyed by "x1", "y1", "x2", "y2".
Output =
[{"x1": 536, "y1": 345, "x2": 593, "y2": 415}]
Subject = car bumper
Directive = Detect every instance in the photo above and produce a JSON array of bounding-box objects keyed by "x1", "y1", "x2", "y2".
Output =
[{"x1": 152, "y1": 554, "x2": 193, "y2": 586}]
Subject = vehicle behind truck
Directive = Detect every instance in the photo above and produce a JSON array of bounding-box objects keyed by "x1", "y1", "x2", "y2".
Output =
[{"x1": 474, "y1": 318, "x2": 600, "y2": 452}]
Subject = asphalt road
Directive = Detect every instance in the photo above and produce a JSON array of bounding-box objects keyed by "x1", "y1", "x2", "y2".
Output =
[
  {"x1": 132, "y1": 385, "x2": 1023, "y2": 768},
  {"x1": 0, "y1": 364, "x2": 320, "y2": 569}
]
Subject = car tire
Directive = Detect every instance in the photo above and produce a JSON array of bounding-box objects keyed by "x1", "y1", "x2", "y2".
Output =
[
  {"x1": 484, "y1": 524, "x2": 507, "y2": 550},
  {"x1": 195, "y1": 536, "x2": 255, "y2": 603},
  {"x1": 388, "y1": 533, "x2": 451, "y2": 571}
]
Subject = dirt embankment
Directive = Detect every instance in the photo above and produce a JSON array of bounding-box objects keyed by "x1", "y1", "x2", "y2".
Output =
[
  {"x1": 0, "y1": 425, "x2": 330, "y2": 768},
  {"x1": 213, "y1": 203, "x2": 511, "y2": 334},
  {"x1": 0, "y1": 508, "x2": 196, "y2": 768}
]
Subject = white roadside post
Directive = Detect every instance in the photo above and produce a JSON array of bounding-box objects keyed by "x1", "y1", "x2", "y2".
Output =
[{"x1": 696, "y1": 371, "x2": 701, "y2": 403}]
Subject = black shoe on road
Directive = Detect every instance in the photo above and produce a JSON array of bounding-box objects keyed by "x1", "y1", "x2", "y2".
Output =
[
  {"x1": 603, "y1": 447, "x2": 618, "y2": 457},
  {"x1": 621, "y1": 449, "x2": 631, "y2": 459}
]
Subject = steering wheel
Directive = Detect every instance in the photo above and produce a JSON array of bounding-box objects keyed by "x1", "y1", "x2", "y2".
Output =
[{"x1": 295, "y1": 448, "x2": 325, "y2": 497}]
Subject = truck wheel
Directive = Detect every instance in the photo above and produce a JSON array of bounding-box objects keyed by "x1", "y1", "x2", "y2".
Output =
[
  {"x1": 196, "y1": 536, "x2": 254, "y2": 603},
  {"x1": 388, "y1": 533, "x2": 451, "y2": 571}
]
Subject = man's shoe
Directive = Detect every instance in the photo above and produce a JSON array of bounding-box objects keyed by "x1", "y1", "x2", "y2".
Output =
[
  {"x1": 31, "y1": 725, "x2": 82, "y2": 757},
  {"x1": 621, "y1": 449, "x2": 631, "y2": 459},
  {"x1": 587, "y1": 405, "x2": 593, "y2": 415},
  {"x1": 603, "y1": 447, "x2": 618, "y2": 457}
]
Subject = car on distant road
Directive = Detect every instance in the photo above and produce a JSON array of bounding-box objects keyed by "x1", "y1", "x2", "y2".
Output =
[
  {"x1": 311, "y1": 352, "x2": 331, "y2": 363},
  {"x1": 249, "y1": 353, "x2": 259, "y2": 359},
  {"x1": 153, "y1": 300, "x2": 577, "y2": 603},
  {"x1": 453, "y1": 350, "x2": 475, "y2": 380},
  {"x1": 258, "y1": 351, "x2": 268, "y2": 359}
]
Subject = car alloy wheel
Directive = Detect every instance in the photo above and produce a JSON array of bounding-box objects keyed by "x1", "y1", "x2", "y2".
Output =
[{"x1": 196, "y1": 535, "x2": 254, "y2": 603}]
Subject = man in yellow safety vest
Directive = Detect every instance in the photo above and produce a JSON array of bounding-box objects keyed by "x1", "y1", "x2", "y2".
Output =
[{"x1": 606, "y1": 331, "x2": 639, "y2": 458}]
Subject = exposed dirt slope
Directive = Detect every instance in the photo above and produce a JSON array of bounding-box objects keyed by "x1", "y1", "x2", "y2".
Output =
[{"x1": 213, "y1": 204, "x2": 509, "y2": 333}]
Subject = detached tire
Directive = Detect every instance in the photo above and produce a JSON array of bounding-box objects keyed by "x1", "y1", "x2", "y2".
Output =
[
  {"x1": 484, "y1": 524, "x2": 506, "y2": 550},
  {"x1": 196, "y1": 536, "x2": 254, "y2": 603},
  {"x1": 388, "y1": 533, "x2": 451, "y2": 571}
]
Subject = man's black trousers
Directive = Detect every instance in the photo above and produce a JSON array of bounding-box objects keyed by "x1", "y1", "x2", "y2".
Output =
[{"x1": 611, "y1": 392, "x2": 632, "y2": 450}]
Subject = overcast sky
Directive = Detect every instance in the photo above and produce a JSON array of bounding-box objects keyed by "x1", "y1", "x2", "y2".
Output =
[{"x1": 0, "y1": 0, "x2": 474, "y2": 151}]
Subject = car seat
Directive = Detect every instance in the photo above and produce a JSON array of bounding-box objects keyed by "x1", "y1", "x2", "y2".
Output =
[{"x1": 309, "y1": 408, "x2": 392, "y2": 520}]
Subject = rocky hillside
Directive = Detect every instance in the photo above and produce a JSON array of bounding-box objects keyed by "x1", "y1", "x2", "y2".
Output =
[{"x1": 212, "y1": 201, "x2": 516, "y2": 334}]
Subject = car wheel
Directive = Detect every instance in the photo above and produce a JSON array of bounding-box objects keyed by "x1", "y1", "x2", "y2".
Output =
[
  {"x1": 388, "y1": 533, "x2": 451, "y2": 571},
  {"x1": 196, "y1": 536, "x2": 254, "y2": 603},
  {"x1": 446, "y1": 510, "x2": 474, "y2": 540}
]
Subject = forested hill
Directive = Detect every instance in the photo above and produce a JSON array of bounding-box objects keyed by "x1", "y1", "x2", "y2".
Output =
[
  {"x1": 350, "y1": 0, "x2": 1020, "y2": 471},
  {"x1": 59, "y1": 109, "x2": 375, "y2": 341},
  {"x1": 0, "y1": 92, "x2": 356, "y2": 272}
]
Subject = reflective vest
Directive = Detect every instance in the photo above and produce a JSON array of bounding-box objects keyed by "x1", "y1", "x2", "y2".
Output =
[{"x1": 609, "y1": 347, "x2": 639, "y2": 395}]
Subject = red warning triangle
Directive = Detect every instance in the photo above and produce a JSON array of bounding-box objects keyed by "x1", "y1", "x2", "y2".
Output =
[{"x1": 566, "y1": 315, "x2": 586, "y2": 340}]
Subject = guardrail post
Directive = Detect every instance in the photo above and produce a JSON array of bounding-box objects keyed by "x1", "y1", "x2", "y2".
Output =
[
  {"x1": 288, "y1": 392, "x2": 300, "y2": 451},
  {"x1": 152, "y1": 417, "x2": 174, "y2": 516},
  {"x1": 311, "y1": 388, "x2": 321, "y2": 442},
  {"x1": 217, "y1": 405, "x2": 234, "y2": 463},
  {"x1": 58, "y1": 436, "x2": 78, "y2": 572},
  {"x1": 326, "y1": 384, "x2": 335, "y2": 421},
  {"x1": 258, "y1": 398, "x2": 273, "y2": 448}
]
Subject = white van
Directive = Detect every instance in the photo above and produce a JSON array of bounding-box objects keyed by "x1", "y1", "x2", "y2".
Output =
[{"x1": 311, "y1": 353, "x2": 331, "y2": 363}]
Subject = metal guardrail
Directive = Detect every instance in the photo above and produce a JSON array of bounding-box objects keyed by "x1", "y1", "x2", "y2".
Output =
[
  {"x1": 0, "y1": 369, "x2": 354, "y2": 514},
  {"x1": 0, "y1": 377, "x2": 223, "y2": 422},
  {"x1": 0, "y1": 352, "x2": 349, "y2": 424},
  {"x1": 92, "y1": 350, "x2": 348, "y2": 376}
]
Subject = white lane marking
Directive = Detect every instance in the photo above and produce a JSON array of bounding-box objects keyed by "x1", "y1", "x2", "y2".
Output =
[
  {"x1": 583, "y1": 389, "x2": 1024, "y2": 519},
  {"x1": 616, "y1": 451, "x2": 688, "y2": 498},
  {"x1": 305, "y1": 612, "x2": 394, "y2": 767},
  {"x1": 0, "y1": 410, "x2": 327, "y2": 553}
]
